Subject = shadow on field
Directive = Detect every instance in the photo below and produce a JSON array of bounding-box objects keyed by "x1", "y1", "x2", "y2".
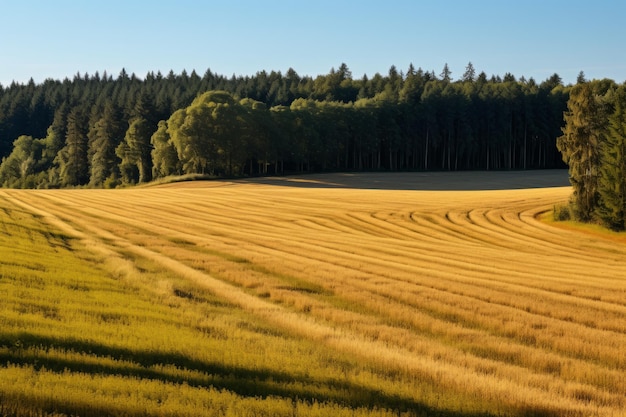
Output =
[
  {"x1": 0, "y1": 333, "x2": 565, "y2": 417},
  {"x1": 240, "y1": 170, "x2": 570, "y2": 191}
]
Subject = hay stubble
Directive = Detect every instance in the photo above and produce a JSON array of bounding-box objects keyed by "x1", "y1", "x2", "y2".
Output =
[{"x1": 2, "y1": 171, "x2": 626, "y2": 416}]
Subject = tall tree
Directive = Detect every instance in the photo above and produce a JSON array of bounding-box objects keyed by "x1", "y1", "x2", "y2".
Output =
[
  {"x1": 151, "y1": 120, "x2": 180, "y2": 179},
  {"x1": 0, "y1": 135, "x2": 44, "y2": 187},
  {"x1": 41, "y1": 103, "x2": 69, "y2": 168},
  {"x1": 268, "y1": 105, "x2": 295, "y2": 174},
  {"x1": 440, "y1": 63, "x2": 452, "y2": 82},
  {"x1": 240, "y1": 98, "x2": 272, "y2": 175},
  {"x1": 462, "y1": 62, "x2": 476, "y2": 82},
  {"x1": 55, "y1": 106, "x2": 89, "y2": 186},
  {"x1": 88, "y1": 101, "x2": 124, "y2": 186},
  {"x1": 557, "y1": 81, "x2": 612, "y2": 220},
  {"x1": 211, "y1": 99, "x2": 248, "y2": 175},
  {"x1": 167, "y1": 91, "x2": 248, "y2": 175},
  {"x1": 116, "y1": 117, "x2": 153, "y2": 183},
  {"x1": 597, "y1": 85, "x2": 626, "y2": 230}
]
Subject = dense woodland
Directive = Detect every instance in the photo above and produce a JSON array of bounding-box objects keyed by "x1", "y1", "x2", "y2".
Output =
[{"x1": 0, "y1": 63, "x2": 571, "y2": 189}]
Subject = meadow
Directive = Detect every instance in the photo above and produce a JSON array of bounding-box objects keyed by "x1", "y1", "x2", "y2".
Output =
[{"x1": 1, "y1": 170, "x2": 625, "y2": 417}]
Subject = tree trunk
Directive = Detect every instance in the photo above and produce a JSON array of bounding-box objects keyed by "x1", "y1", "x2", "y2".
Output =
[{"x1": 523, "y1": 125, "x2": 527, "y2": 170}]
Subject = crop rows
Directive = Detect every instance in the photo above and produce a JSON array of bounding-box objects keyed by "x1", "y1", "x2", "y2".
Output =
[{"x1": 2, "y1": 172, "x2": 626, "y2": 416}]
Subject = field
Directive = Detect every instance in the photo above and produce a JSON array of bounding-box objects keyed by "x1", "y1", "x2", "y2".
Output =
[{"x1": 1, "y1": 170, "x2": 625, "y2": 417}]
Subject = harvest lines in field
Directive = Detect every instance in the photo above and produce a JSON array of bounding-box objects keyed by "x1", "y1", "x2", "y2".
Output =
[{"x1": 2, "y1": 171, "x2": 626, "y2": 416}]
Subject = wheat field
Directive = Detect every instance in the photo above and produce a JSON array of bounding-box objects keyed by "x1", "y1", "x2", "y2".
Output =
[{"x1": 1, "y1": 170, "x2": 625, "y2": 417}]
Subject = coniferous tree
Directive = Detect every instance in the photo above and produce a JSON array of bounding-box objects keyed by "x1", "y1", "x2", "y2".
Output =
[
  {"x1": 462, "y1": 62, "x2": 476, "y2": 82},
  {"x1": 440, "y1": 63, "x2": 452, "y2": 82},
  {"x1": 55, "y1": 106, "x2": 89, "y2": 186},
  {"x1": 41, "y1": 103, "x2": 69, "y2": 168},
  {"x1": 597, "y1": 85, "x2": 626, "y2": 230},
  {"x1": 132, "y1": 90, "x2": 159, "y2": 127},
  {"x1": 541, "y1": 73, "x2": 563, "y2": 91},
  {"x1": 382, "y1": 65, "x2": 402, "y2": 102},
  {"x1": 88, "y1": 101, "x2": 124, "y2": 187},
  {"x1": 557, "y1": 81, "x2": 612, "y2": 220}
]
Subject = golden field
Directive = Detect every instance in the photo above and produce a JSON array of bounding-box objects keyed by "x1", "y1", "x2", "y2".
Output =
[{"x1": 1, "y1": 170, "x2": 625, "y2": 417}]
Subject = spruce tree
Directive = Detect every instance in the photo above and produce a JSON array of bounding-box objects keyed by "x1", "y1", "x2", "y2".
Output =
[
  {"x1": 41, "y1": 104, "x2": 69, "y2": 167},
  {"x1": 440, "y1": 63, "x2": 452, "y2": 82},
  {"x1": 89, "y1": 101, "x2": 124, "y2": 186},
  {"x1": 557, "y1": 82, "x2": 607, "y2": 220},
  {"x1": 597, "y1": 85, "x2": 626, "y2": 230},
  {"x1": 55, "y1": 106, "x2": 89, "y2": 186},
  {"x1": 462, "y1": 62, "x2": 476, "y2": 82}
]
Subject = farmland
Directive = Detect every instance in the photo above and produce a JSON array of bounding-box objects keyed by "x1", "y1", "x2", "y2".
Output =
[{"x1": 1, "y1": 170, "x2": 625, "y2": 416}]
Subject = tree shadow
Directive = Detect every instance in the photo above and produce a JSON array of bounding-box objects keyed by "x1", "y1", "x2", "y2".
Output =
[
  {"x1": 239, "y1": 170, "x2": 570, "y2": 191},
  {"x1": 0, "y1": 333, "x2": 538, "y2": 417}
]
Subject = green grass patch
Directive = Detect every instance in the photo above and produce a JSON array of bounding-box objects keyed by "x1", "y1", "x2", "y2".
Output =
[
  {"x1": 137, "y1": 173, "x2": 219, "y2": 187},
  {"x1": 541, "y1": 209, "x2": 626, "y2": 244}
]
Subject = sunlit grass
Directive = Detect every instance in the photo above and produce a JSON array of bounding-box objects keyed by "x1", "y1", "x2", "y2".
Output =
[
  {"x1": 543, "y1": 209, "x2": 626, "y2": 245},
  {"x1": 0, "y1": 193, "x2": 483, "y2": 417},
  {"x1": 1, "y1": 173, "x2": 625, "y2": 416}
]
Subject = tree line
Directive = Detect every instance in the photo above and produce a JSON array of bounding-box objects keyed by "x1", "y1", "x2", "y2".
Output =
[
  {"x1": 0, "y1": 63, "x2": 570, "y2": 188},
  {"x1": 557, "y1": 79, "x2": 626, "y2": 231}
]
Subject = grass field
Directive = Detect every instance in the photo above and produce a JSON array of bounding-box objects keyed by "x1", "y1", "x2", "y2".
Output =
[{"x1": 1, "y1": 170, "x2": 625, "y2": 417}]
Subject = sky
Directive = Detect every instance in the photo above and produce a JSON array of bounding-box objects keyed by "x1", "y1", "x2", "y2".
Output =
[{"x1": 1, "y1": 0, "x2": 625, "y2": 87}]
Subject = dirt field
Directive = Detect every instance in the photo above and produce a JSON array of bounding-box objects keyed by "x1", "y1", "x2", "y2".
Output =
[{"x1": 161, "y1": 169, "x2": 571, "y2": 190}]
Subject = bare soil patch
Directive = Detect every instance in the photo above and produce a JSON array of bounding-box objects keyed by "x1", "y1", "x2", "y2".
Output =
[{"x1": 161, "y1": 169, "x2": 570, "y2": 190}]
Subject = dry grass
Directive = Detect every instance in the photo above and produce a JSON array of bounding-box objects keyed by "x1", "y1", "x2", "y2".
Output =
[{"x1": 2, "y1": 170, "x2": 625, "y2": 416}]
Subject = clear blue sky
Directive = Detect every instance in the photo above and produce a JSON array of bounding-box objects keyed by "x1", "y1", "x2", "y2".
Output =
[{"x1": 1, "y1": 0, "x2": 625, "y2": 86}]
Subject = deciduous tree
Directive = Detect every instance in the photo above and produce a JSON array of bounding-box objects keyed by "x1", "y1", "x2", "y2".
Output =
[
  {"x1": 116, "y1": 117, "x2": 153, "y2": 183},
  {"x1": 151, "y1": 120, "x2": 180, "y2": 179}
]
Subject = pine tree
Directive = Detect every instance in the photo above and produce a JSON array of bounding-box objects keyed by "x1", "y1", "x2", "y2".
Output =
[
  {"x1": 89, "y1": 101, "x2": 124, "y2": 186},
  {"x1": 55, "y1": 106, "x2": 89, "y2": 186},
  {"x1": 597, "y1": 85, "x2": 626, "y2": 230},
  {"x1": 132, "y1": 90, "x2": 158, "y2": 126},
  {"x1": 557, "y1": 81, "x2": 612, "y2": 220},
  {"x1": 462, "y1": 62, "x2": 476, "y2": 82},
  {"x1": 440, "y1": 63, "x2": 452, "y2": 82},
  {"x1": 41, "y1": 103, "x2": 69, "y2": 167}
]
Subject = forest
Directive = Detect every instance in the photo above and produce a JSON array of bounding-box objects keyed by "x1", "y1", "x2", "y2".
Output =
[{"x1": 0, "y1": 63, "x2": 571, "y2": 189}]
